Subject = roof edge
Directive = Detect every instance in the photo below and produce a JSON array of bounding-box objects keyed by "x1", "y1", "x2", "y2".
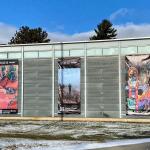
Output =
[{"x1": 0, "y1": 36, "x2": 150, "y2": 47}]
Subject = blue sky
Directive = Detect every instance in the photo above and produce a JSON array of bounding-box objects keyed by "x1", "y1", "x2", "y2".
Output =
[
  {"x1": 0, "y1": 0, "x2": 150, "y2": 43},
  {"x1": 58, "y1": 68, "x2": 80, "y2": 89}
]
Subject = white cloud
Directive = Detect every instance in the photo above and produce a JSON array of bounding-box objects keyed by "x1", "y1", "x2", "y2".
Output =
[
  {"x1": 48, "y1": 31, "x2": 93, "y2": 42},
  {"x1": 1, "y1": 22, "x2": 150, "y2": 44},
  {"x1": 109, "y1": 8, "x2": 130, "y2": 21},
  {"x1": 49, "y1": 23, "x2": 150, "y2": 42},
  {"x1": 0, "y1": 22, "x2": 16, "y2": 44},
  {"x1": 116, "y1": 23, "x2": 150, "y2": 38},
  {"x1": 0, "y1": 22, "x2": 92, "y2": 43}
]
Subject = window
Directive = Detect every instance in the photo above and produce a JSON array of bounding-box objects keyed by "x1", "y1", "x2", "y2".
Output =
[
  {"x1": 55, "y1": 50, "x2": 69, "y2": 57},
  {"x1": 70, "y1": 50, "x2": 84, "y2": 57},
  {"x1": 87, "y1": 49, "x2": 102, "y2": 56},
  {"x1": 24, "y1": 51, "x2": 38, "y2": 58},
  {"x1": 138, "y1": 46, "x2": 150, "y2": 54},
  {"x1": 39, "y1": 51, "x2": 52, "y2": 58},
  {"x1": 103, "y1": 47, "x2": 119, "y2": 55},
  {"x1": 121, "y1": 47, "x2": 137, "y2": 55},
  {"x1": 8, "y1": 52, "x2": 21, "y2": 59},
  {"x1": 0, "y1": 53, "x2": 7, "y2": 59}
]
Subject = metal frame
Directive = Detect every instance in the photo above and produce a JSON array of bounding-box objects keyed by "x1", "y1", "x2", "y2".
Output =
[
  {"x1": 118, "y1": 42, "x2": 122, "y2": 118},
  {"x1": 84, "y1": 43, "x2": 87, "y2": 117},
  {"x1": 21, "y1": 46, "x2": 24, "y2": 117},
  {"x1": 52, "y1": 45, "x2": 55, "y2": 117}
]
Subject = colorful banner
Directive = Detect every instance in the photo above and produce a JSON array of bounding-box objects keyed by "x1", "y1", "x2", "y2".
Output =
[
  {"x1": 0, "y1": 60, "x2": 18, "y2": 114},
  {"x1": 125, "y1": 55, "x2": 150, "y2": 115},
  {"x1": 58, "y1": 58, "x2": 80, "y2": 114}
]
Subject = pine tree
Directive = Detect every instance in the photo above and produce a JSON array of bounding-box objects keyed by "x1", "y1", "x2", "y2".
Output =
[
  {"x1": 9, "y1": 26, "x2": 50, "y2": 44},
  {"x1": 90, "y1": 19, "x2": 117, "y2": 40}
]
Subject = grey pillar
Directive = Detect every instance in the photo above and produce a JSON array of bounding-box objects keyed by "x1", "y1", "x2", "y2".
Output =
[{"x1": 21, "y1": 46, "x2": 24, "y2": 117}]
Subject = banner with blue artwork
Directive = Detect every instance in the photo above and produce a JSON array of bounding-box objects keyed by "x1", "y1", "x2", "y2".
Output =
[
  {"x1": 58, "y1": 58, "x2": 80, "y2": 114},
  {"x1": 125, "y1": 55, "x2": 150, "y2": 115}
]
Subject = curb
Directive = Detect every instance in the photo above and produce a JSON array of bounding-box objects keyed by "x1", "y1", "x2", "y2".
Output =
[{"x1": 0, "y1": 117, "x2": 150, "y2": 123}]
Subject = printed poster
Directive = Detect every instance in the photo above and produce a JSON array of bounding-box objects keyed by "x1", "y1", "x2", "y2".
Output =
[
  {"x1": 0, "y1": 60, "x2": 18, "y2": 114},
  {"x1": 58, "y1": 58, "x2": 80, "y2": 114},
  {"x1": 125, "y1": 55, "x2": 150, "y2": 115}
]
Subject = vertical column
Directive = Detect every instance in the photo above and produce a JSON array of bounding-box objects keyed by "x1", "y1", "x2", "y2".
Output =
[
  {"x1": 21, "y1": 46, "x2": 24, "y2": 117},
  {"x1": 52, "y1": 45, "x2": 55, "y2": 117},
  {"x1": 118, "y1": 41, "x2": 122, "y2": 118},
  {"x1": 84, "y1": 43, "x2": 87, "y2": 118}
]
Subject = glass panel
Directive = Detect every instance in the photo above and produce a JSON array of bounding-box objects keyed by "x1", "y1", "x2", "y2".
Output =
[
  {"x1": 87, "y1": 49, "x2": 102, "y2": 56},
  {"x1": 24, "y1": 51, "x2": 38, "y2": 58},
  {"x1": 103, "y1": 47, "x2": 119, "y2": 55},
  {"x1": 39, "y1": 51, "x2": 52, "y2": 58},
  {"x1": 8, "y1": 52, "x2": 21, "y2": 59},
  {"x1": 55, "y1": 51, "x2": 61, "y2": 57},
  {"x1": 121, "y1": 47, "x2": 137, "y2": 55},
  {"x1": 70, "y1": 50, "x2": 84, "y2": 57},
  {"x1": 55, "y1": 50, "x2": 69, "y2": 57},
  {"x1": 138, "y1": 46, "x2": 150, "y2": 54},
  {"x1": 63, "y1": 50, "x2": 70, "y2": 57},
  {"x1": 0, "y1": 53, "x2": 7, "y2": 59}
]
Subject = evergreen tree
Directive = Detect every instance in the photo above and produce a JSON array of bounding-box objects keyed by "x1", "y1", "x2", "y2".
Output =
[
  {"x1": 90, "y1": 19, "x2": 117, "y2": 40},
  {"x1": 9, "y1": 26, "x2": 50, "y2": 44}
]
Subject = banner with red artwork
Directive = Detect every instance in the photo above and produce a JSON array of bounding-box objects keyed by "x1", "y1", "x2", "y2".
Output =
[{"x1": 0, "y1": 60, "x2": 18, "y2": 114}]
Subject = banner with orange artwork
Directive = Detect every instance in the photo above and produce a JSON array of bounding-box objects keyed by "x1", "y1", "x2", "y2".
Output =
[
  {"x1": 0, "y1": 60, "x2": 18, "y2": 114},
  {"x1": 125, "y1": 55, "x2": 150, "y2": 115}
]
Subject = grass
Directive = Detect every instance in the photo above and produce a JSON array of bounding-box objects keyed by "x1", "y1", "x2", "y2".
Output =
[
  {"x1": 0, "y1": 120, "x2": 150, "y2": 141},
  {"x1": 0, "y1": 132, "x2": 117, "y2": 141},
  {"x1": 0, "y1": 133, "x2": 75, "y2": 141},
  {"x1": 1, "y1": 132, "x2": 149, "y2": 141}
]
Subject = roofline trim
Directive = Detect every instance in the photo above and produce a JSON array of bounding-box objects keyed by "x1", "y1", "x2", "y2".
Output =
[{"x1": 0, "y1": 36, "x2": 150, "y2": 47}]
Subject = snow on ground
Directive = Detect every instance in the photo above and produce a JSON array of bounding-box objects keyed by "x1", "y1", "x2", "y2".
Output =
[
  {"x1": 0, "y1": 138, "x2": 150, "y2": 150},
  {"x1": 0, "y1": 121, "x2": 150, "y2": 139},
  {"x1": 0, "y1": 120, "x2": 150, "y2": 149}
]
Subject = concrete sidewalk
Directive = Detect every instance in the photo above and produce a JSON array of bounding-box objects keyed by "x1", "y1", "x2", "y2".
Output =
[{"x1": 0, "y1": 117, "x2": 150, "y2": 123}]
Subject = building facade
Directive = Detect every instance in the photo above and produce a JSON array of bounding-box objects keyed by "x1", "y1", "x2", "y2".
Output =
[{"x1": 0, "y1": 37, "x2": 150, "y2": 118}]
